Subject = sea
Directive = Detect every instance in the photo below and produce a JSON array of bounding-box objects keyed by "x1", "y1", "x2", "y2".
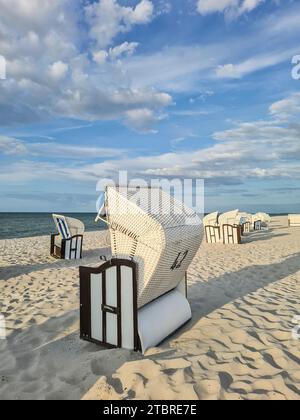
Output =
[
  {"x1": 0, "y1": 213, "x2": 106, "y2": 240},
  {"x1": 0, "y1": 212, "x2": 288, "y2": 240}
]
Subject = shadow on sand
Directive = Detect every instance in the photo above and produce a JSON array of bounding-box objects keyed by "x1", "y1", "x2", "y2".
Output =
[
  {"x1": 181, "y1": 252, "x2": 300, "y2": 331},
  {"x1": 243, "y1": 231, "x2": 289, "y2": 243},
  {"x1": 0, "y1": 248, "x2": 111, "y2": 282},
  {"x1": 1, "y1": 244, "x2": 299, "y2": 399}
]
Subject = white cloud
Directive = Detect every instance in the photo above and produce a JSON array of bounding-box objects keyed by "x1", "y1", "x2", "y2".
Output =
[
  {"x1": 93, "y1": 50, "x2": 109, "y2": 65},
  {"x1": 87, "y1": 92, "x2": 300, "y2": 180},
  {"x1": 0, "y1": 136, "x2": 125, "y2": 159},
  {"x1": 85, "y1": 0, "x2": 154, "y2": 48},
  {"x1": 0, "y1": 136, "x2": 27, "y2": 155},
  {"x1": 123, "y1": 44, "x2": 230, "y2": 92},
  {"x1": 128, "y1": 0, "x2": 154, "y2": 24},
  {"x1": 197, "y1": 0, "x2": 265, "y2": 17},
  {"x1": 0, "y1": 0, "x2": 70, "y2": 30},
  {"x1": 269, "y1": 93, "x2": 300, "y2": 120},
  {"x1": 197, "y1": 0, "x2": 239, "y2": 15},
  {"x1": 48, "y1": 61, "x2": 69, "y2": 80},
  {"x1": 125, "y1": 108, "x2": 165, "y2": 133},
  {"x1": 109, "y1": 42, "x2": 139, "y2": 60},
  {"x1": 240, "y1": 0, "x2": 264, "y2": 13},
  {"x1": 123, "y1": 30, "x2": 300, "y2": 89},
  {"x1": 0, "y1": 0, "x2": 170, "y2": 132},
  {"x1": 156, "y1": 1, "x2": 172, "y2": 16},
  {"x1": 216, "y1": 49, "x2": 296, "y2": 79},
  {"x1": 216, "y1": 63, "x2": 241, "y2": 78},
  {"x1": 93, "y1": 42, "x2": 139, "y2": 64},
  {"x1": 0, "y1": 0, "x2": 298, "y2": 133},
  {"x1": 3, "y1": 92, "x2": 300, "y2": 186}
]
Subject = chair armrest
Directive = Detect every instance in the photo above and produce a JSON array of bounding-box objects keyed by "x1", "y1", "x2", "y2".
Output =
[
  {"x1": 51, "y1": 233, "x2": 59, "y2": 245},
  {"x1": 61, "y1": 235, "x2": 84, "y2": 259},
  {"x1": 61, "y1": 234, "x2": 84, "y2": 243}
]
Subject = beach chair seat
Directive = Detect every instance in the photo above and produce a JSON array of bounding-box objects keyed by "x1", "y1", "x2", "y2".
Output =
[
  {"x1": 242, "y1": 221, "x2": 251, "y2": 235},
  {"x1": 51, "y1": 214, "x2": 84, "y2": 260},
  {"x1": 205, "y1": 225, "x2": 221, "y2": 243},
  {"x1": 203, "y1": 212, "x2": 220, "y2": 244},
  {"x1": 80, "y1": 186, "x2": 203, "y2": 352},
  {"x1": 222, "y1": 224, "x2": 242, "y2": 244},
  {"x1": 254, "y1": 220, "x2": 262, "y2": 231}
]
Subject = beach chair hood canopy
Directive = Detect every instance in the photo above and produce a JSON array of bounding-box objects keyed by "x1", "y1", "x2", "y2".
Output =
[
  {"x1": 237, "y1": 212, "x2": 252, "y2": 224},
  {"x1": 218, "y1": 209, "x2": 239, "y2": 226},
  {"x1": 103, "y1": 186, "x2": 203, "y2": 308},
  {"x1": 252, "y1": 212, "x2": 271, "y2": 224},
  {"x1": 203, "y1": 211, "x2": 219, "y2": 226}
]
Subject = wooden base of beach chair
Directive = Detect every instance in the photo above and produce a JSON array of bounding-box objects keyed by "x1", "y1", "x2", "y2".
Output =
[
  {"x1": 79, "y1": 259, "x2": 190, "y2": 353},
  {"x1": 222, "y1": 224, "x2": 242, "y2": 244},
  {"x1": 242, "y1": 222, "x2": 251, "y2": 235},
  {"x1": 205, "y1": 225, "x2": 221, "y2": 243},
  {"x1": 254, "y1": 220, "x2": 262, "y2": 231},
  {"x1": 50, "y1": 234, "x2": 83, "y2": 260}
]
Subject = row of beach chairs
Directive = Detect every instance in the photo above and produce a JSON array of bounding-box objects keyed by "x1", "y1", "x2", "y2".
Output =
[{"x1": 203, "y1": 210, "x2": 271, "y2": 245}]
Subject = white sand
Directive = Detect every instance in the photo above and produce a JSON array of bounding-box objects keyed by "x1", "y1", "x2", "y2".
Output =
[{"x1": 0, "y1": 216, "x2": 299, "y2": 400}]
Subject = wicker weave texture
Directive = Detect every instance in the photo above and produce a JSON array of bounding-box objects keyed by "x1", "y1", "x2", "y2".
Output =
[{"x1": 106, "y1": 187, "x2": 203, "y2": 308}]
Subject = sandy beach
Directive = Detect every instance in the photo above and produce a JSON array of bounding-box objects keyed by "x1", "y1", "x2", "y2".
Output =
[{"x1": 0, "y1": 216, "x2": 299, "y2": 400}]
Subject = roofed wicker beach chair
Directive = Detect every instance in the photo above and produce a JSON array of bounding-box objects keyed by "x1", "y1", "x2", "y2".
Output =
[
  {"x1": 203, "y1": 211, "x2": 221, "y2": 243},
  {"x1": 288, "y1": 214, "x2": 300, "y2": 227},
  {"x1": 237, "y1": 212, "x2": 252, "y2": 235},
  {"x1": 80, "y1": 186, "x2": 203, "y2": 353},
  {"x1": 51, "y1": 214, "x2": 84, "y2": 260},
  {"x1": 252, "y1": 212, "x2": 271, "y2": 231},
  {"x1": 218, "y1": 209, "x2": 242, "y2": 244}
]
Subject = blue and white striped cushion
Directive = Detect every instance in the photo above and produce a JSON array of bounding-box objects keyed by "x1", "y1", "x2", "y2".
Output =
[{"x1": 56, "y1": 216, "x2": 71, "y2": 239}]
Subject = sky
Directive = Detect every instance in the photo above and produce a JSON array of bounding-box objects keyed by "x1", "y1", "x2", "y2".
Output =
[{"x1": 0, "y1": 0, "x2": 300, "y2": 213}]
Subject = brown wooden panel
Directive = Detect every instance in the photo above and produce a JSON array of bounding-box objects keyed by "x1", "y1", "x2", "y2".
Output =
[{"x1": 80, "y1": 267, "x2": 91, "y2": 340}]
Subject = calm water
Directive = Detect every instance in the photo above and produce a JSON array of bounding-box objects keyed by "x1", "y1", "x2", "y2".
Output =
[{"x1": 0, "y1": 213, "x2": 106, "y2": 240}]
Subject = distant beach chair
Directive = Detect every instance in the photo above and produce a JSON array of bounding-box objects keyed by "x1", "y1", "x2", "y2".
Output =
[
  {"x1": 288, "y1": 214, "x2": 300, "y2": 227},
  {"x1": 252, "y1": 213, "x2": 271, "y2": 231},
  {"x1": 203, "y1": 212, "x2": 221, "y2": 243},
  {"x1": 218, "y1": 209, "x2": 242, "y2": 244},
  {"x1": 51, "y1": 214, "x2": 84, "y2": 259},
  {"x1": 80, "y1": 186, "x2": 203, "y2": 353},
  {"x1": 237, "y1": 212, "x2": 252, "y2": 235},
  {"x1": 203, "y1": 209, "x2": 242, "y2": 244},
  {"x1": 241, "y1": 221, "x2": 251, "y2": 235},
  {"x1": 253, "y1": 220, "x2": 262, "y2": 231},
  {"x1": 205, "y1": 225, "x2": 221, "y2": 243}
]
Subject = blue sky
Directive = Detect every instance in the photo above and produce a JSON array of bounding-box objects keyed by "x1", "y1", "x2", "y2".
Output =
[{"x1": 0, "y1": 0, "x2": 300, "y2": 213}]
